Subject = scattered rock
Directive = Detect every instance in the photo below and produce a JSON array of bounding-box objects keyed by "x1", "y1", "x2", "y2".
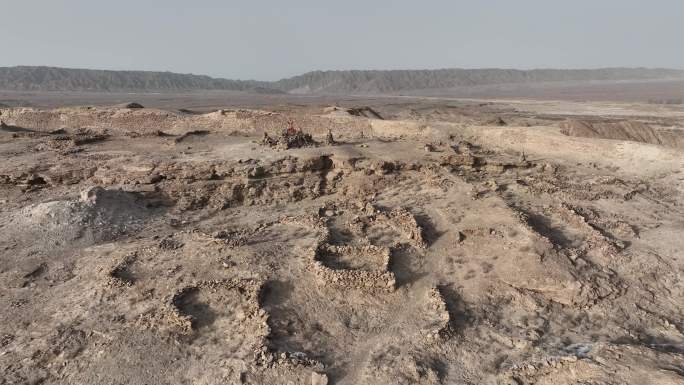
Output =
[
  {"x1": 311, "y1": 372, "x2": 328, "y2": 385},
  {"x1": 80, "y1": 186, "x2": 107, "y2": 205},
  {"x1": 325, "y1": 129, "x2": 335, "y2": 145}
]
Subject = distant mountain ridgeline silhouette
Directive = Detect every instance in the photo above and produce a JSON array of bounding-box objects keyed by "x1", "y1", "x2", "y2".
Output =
[{"x1": 1, "y1": 66, "x2": 683, "y2": 94}]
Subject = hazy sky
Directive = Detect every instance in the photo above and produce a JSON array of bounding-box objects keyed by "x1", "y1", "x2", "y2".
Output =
[{"x1": 2, "y1": 0, "x2": 683, "y2": 80}]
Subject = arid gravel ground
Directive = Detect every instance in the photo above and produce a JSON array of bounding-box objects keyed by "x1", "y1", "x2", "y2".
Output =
[{"x1": 0, "y1": 96, "x2": 682, "y2": 385}]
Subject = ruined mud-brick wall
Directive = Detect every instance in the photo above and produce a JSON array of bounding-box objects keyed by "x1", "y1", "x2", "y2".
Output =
[
  {"x1": 0, "y1": 107, "x2": 431, "y2": 139},
  {"x1": 225, "y1": 111, "x2": 430, "y2": 140},
  {"x1": 370, "y1": 119, "x2": 433, "y2": 139},
  {"x1": 559, "y1": 119, "x2": 684, "y2": 149},
  {"x1": 658, "y1": 128, "x2": 684, "y2": 149},
  {"x1": 0, "y1": 107, "x2": 187, "y2": 134},
  {"x1": 236, "y1": 111, "x2": 372, "y2": 138}
]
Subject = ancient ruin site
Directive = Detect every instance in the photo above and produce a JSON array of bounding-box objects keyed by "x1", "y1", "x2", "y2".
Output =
[
  {"x1": 5, "y1": 0, "x2": 684, "y2": 380},
  {"x1": 0, "y1": 90, "x2": 682, "y2": 384}
]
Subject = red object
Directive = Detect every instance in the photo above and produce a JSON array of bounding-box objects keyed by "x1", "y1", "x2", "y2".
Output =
[{"x1": 286, "y1": 119, "x2": 297, "y2": 135}]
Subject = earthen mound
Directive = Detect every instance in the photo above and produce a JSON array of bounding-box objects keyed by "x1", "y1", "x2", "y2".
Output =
[
  {"x1": 116, "y1": 102, "x2": 145, "y2": 109},
  {"x1": 559, "y1": 119, "x2": 684, "y2": 148},
  {"x1": 1, "y1": 187, "x2": 154, "y2": 252},
  {"x1": 0, "y1": 120, "x2": 32, "y2": 133}
]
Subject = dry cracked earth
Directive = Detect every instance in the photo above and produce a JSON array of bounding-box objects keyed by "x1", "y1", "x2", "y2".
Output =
[{"x1": 0, "y1": 99, "x2": 683, "y2": 385}]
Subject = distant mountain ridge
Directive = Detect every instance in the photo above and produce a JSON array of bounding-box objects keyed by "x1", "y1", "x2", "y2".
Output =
[
  {"x1": 275, "y1": 68, "x2": 684, "y2": 94},
  {"x1": 1, "y1": 66, "x2": 683, "y2": 94},
  {"x1": 0, "y1": 66, "x2": 271, "y2": 93}
]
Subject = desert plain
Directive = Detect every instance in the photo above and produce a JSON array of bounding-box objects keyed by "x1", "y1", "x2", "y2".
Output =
[{"x1": 0, "y1": 90, "x2": 683, "y2": 385}]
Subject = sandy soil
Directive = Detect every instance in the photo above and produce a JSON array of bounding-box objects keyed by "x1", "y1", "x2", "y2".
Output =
[{"x1": 0, "y1": 98, "x2": 682, "y2": 385}]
